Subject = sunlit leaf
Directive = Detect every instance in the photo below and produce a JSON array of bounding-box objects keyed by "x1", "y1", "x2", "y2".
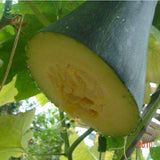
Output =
[
  {"x1": 146, "y1": 26, "x2": 160, "y2": 84},
  {"x1": 89, "y1": 142, "x2": 99, "y2": 160},
  {"x1": 0, "y1": 109, "x2": 35, "y2": 159},
  {"x1": 144, "y1": 82, "x2": 151, "y2": 104},
  {"x1": 0, "y1": 75, "x2": 18, "y2": 106},
  {"x1": 104, "y1": 151, "x2": 114, "y2": 160},
  {"x1": 36, "y1": 93, "x2": 49, "y2": 106}
]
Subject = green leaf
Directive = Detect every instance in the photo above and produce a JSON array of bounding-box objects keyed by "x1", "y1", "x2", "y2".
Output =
[
  {"x1": 0, "y1": 75, "x2": 18, "y2": 106},
  {"x1": 14, "y1": 1, "x2": 84, "y2": 17},
  {"x1": 150, "y1": 147, "x2": 160, "y2": 160},
  {"x1": 106, "y1": 136, "x2": 124, "y2": 150},
  {"x1": 146, "y1": 26, "x2": 160, "y2": 84},
  {"x1": 36, "y1": 93, "x2": 49, "y2": 106},
  {"x1": 0, "y1": 59, "x2": 3, "y2": 68},
  {"x1": 89, "y1": 142, "x2": 100, "y2": 160},
  {"x1": 143, "y1": 82, "x2": 151, "y2": 104},
  {"x1": 0, "y1": 71, "x2": 39, "y2": 106},
  {"x1": 0, "y1": 1, "x2": 4, "y2": 18},
  {"x1": 0, "y1": 26, "x2": 15, "y2": 43},
  {"x1": 21, "y1": 130, "x2": 33, "y2": 149},
  {"x1": 0, "y1": 109, "x2": 35, "y2": 159}
]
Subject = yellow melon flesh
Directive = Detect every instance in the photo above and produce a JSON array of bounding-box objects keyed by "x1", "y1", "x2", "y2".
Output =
[{"x1": 27, "y1": 32, "x2": 139, "y2": 136}]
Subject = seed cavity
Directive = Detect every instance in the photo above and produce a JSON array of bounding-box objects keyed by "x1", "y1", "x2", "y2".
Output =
[{"x1": 47, "y1": 64, "x2": 104, "y2": 118}]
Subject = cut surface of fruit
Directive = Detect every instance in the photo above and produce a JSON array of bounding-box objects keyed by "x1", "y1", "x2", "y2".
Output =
[{"x1": 27, "y1": 32, "x2": 139, "y2": 136}]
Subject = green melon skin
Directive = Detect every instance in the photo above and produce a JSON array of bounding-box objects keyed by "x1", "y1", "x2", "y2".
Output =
[{"x1": 27, "y1": 1, "x2": 157, "y2": 136}]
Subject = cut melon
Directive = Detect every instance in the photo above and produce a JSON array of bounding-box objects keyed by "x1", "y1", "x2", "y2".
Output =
[
  {"x1": 27, "y1": 1, "x2": 157, "y2": 136},
  {"x1": 27, "y1": 32, "x2": 139, "y2": 136}
]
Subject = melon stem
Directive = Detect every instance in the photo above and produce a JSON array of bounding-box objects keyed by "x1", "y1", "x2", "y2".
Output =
[
  {"x1": 99, "y1": 152, "x2": 102, "y2": 160},
  {"x1": 66, "y1": 127, "x2": 94, "y2": 159},
  {"x1": 59, "y1": 111, "x2": 71, "y2": 156},
  {"x1": 59, "y1": 110, "x2": 94, "y2": 160}
]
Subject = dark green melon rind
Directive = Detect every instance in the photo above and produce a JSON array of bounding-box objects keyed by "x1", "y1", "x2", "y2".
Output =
[{"x1": 41, "y1": 1, "x2": 157, "y2": 111}]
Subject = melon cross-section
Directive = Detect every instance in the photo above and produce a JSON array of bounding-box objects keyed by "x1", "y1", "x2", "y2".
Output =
[{"x1": 27, "y1": 1, "x2": 157, "y2": 136}]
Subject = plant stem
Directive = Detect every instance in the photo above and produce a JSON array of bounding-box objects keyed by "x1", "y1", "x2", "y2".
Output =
[
  {"x1": 66, "y1": 127, "x2": 94, "y2": 158},
  {"x1": 99, "y1": 152, "x2": 102, "y2": 160},
  {"x1": 0, "y1": 15, "x2": 23, "y2": 92},
  {"x1": 135, "y1": 148, "x2": 138, "y2": 160},
  {"x1": 26, "y1": 1, "x2": 50, "y2": 26},
  {"x1": 59, "y1": 111, "x2": 71, "y2": 158},
  {"x1": 58, "y1": 111, "x2": 94, "y2": 160},
  {"x1": 31, "y1": 152, "x2": 65, "y2": 156}
]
